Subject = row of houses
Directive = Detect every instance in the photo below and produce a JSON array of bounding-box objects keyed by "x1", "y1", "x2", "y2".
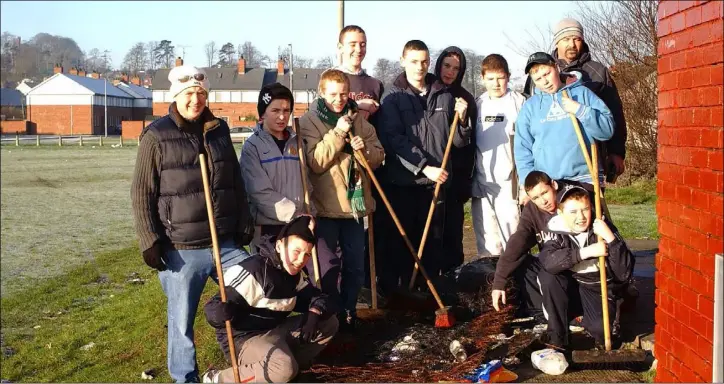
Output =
[{"x1": 1, "y1": 56, "x2": 326, "y2": 136}]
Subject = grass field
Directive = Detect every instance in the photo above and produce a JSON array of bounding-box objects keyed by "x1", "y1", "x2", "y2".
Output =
[{"x1": 0, "y1": 146, "x2": 659, "y2": 382}]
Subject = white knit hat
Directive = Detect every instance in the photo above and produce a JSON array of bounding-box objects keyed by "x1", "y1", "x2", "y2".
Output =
[{"x1": 168, "y1": 65, "x2": 210, "y2": 98}]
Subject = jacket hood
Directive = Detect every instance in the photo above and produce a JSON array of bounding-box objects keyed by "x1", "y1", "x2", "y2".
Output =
[
  {"x1": 531, "y1": 70, "x2": 584, "y2": 101},
  {"x1": 434, "y1": 46, "x2": 467, "y2": 88},
  {"x1": 551, "y1": 41, "x2": 592, "y2": 70}
]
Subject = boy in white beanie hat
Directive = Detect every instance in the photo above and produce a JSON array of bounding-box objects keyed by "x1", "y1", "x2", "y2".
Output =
[{"x1": 132, "y1": 63, "x2": 254, "y2": 383}]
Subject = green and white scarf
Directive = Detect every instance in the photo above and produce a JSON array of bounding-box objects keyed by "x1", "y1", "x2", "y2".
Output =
[{"x1": 315, "y1": 98, "x2": 365, "y2": 219}]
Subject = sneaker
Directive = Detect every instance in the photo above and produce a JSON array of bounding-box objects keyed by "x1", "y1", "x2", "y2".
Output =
[{"x1": 201, "y1": 369, "x2": 219, "y2": 383}]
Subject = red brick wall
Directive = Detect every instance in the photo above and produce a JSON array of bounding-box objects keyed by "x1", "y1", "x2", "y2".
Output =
[
  {"x1": 0, "y1": 120, "x2": 28, "y2": 134},
  {"x1": 655, "y1": 1, "x2": 723, "y2": 382},
  {"x1": 121, "y1": 120, "x2": 152, "y2": 139},
  {"x1": 27, "y1": 105, "x2": 93, "y2": 135},
  {"x1": 153, "y1": 102, "x2": 312, "y2": 126}
]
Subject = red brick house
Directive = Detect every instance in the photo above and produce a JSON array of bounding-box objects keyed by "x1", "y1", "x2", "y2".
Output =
[
  {"x1": 151, "y1": 57, "x2": 324, "y2": 126},
  {"x1": 26, "y1": 66, "x2": 152, "y2": 135},
  {"x1": 655, "y1": 0, "x2": 723, "y2": 382}
]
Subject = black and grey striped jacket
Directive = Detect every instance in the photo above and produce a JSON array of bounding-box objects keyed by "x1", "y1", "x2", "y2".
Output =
[{"x1": 203, "y1": 250, "x2": 331, "y2": 362}]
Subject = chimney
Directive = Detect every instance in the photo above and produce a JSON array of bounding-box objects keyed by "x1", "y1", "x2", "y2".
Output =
[
  {"x1": 175, "y1": 57, "x2": 184, "y2": 67},
  {"x1": 131, "y1": 75, "x2": 141, "y2": 86},
  {"x1": 238, "y1": 56, "x2": 246, "y2": 75},
  {"x1": 53, "y1": 64, "x2": 63, "y2": 74},
  {"x1": 277, "y1": 57, "x2": 285, "y2": 75},
  {"x1": 121, "y1": 73, "x2": 129, "y2": 83},
  {"x1": 90, "y1": 71, "x2": 100, "y2": 79},
  {"x1": 69, "y1": 67, "x2": 78, "y2": 76},
  {"x1": 78, "y1": 68, "x2": 86, "y2": 77}
]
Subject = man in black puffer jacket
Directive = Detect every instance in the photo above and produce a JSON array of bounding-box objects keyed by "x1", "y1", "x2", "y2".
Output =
[
  {"x1": 374, "y1": 40, "x2": 472, "y2": 295},
  {"x1": 131, "y1": 64, "x2": 254, "y2": 383},
  {"x1": 434, "y1": 46, "x2": 478, "y2": 274}
]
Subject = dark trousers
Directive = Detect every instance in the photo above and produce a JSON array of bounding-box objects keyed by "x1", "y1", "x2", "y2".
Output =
[
  {"x1": 538, "y1": 268, "x2": 616, "y2": 347},
  {"x1": 373, "y1": 184, "x2": 445, "y2": 294},
  {"x1": 513, "y1": 256, "x2": 545, "y2": 318},
  {"x1": 306, "y1": 217, "x2": 365, "y2": 317},
  {"x1": 441, "y1": 194, "x2": 465, "y2": 274}
]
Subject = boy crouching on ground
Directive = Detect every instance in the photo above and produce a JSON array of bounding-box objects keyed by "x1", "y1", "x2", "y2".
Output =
[
  {"x1": 537, "y1": 184, "x2": 634, "y2": 349},
  {"x1": 202, "y1": 215, "x2": 338, "y2": 383}
]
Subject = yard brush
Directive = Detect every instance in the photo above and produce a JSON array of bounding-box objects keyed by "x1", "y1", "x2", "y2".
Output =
[
  {"x1": 345, "y1": 127, "x2": 455, "y2": 328},
  {"x1": 564, "y1": 90, "x2": 648, "y2": 369}
]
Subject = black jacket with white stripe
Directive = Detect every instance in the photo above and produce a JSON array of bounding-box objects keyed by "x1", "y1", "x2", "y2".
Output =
[
  {"x1": 537, "y1": 215, "x2": 633, "y2": 288},
  {"x1": 203, "y1": 251, "x2": 332, "y2": 363}
]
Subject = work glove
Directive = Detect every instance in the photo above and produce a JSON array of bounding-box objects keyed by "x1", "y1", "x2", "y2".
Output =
[
  {"x1": 142, "y1": 242, "x2": 167, "y2": 271},
  {"x1": 298, "y1": 311, "x2": 321, "y2": 344}
]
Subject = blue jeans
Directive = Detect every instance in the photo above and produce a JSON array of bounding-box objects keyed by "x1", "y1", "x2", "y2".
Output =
[
  {"x1": 309, "y1": 218, "x2": 365, "y2": 317},
  {"x1": 159, "y1": 239, "x2": 250, "y2": 383}
]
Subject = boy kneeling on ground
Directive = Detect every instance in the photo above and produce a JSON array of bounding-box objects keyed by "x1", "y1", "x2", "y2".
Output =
[
  {"x1": 202, "y1": 215, "x2": 338, "y2": 383},
  {"x1": 537, "y1": 184, "x2": 634, "y2": 349}
]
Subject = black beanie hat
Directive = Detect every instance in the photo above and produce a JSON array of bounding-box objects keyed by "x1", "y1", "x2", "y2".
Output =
[
  {"x1": 258, "y1": 82, "x2": 294, "y2": 119},
  {"x1": 277, "y1": 215, "x2": 316, "y2": 244}
]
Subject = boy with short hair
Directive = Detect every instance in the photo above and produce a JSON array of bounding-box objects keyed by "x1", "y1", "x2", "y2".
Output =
[
  {"x1": 471, "y1": 53, "x2": 527, "y2": 259},
  {"x1": 537, "y1": 184, "x2": 634, "y2": 348},
  {"x1": 491, "y1": 171, "x2": 562, "y2": 317},
  {"x1": 374, "y1": 39, "x2": 471, "y2": 293},
  {"x1": 298, "y1": 69, "x2": 384, "y2": 331},
  {"x1": 239, "y1": 82, "x2": 309, "y2": 255},
  {"x1": 514, "y1": 52, "x2": 614, "y2": 186},
  {"x1": 335, "y1": 25, "x2": 384, "y2": 122},
  {"x1": 202, "y1": 215, "x2": 338, "y2": 383}
]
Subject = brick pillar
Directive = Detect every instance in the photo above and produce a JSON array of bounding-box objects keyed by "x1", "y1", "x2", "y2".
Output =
[{"x1": 655, "y1": 0, "x2": 723, "y2": 382}]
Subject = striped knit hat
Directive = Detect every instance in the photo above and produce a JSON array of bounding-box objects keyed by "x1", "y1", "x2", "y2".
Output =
[{"x1": 553, "y1": 18, "x2": 584, "y2": 45}]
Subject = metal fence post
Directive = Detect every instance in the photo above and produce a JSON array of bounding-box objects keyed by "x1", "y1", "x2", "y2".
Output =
[
  {"x1": 15, "y1": 133, "x2": 19, "y2": 146},
  {"x1": 36, "y1": 135, "x2": 40, "y2": 146},
  {"x1": 79, "y1": 135, "x2": 83, "y2": 147},
  {"x1": 59, "y1": 136, "x2": 62, "y2": 146},
  {"x1": 99, "y1": 136, "x2": 103, "y2": 147}
]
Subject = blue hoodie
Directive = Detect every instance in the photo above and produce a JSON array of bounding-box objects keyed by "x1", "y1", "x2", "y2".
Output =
[{"x1": 514, "y1": 71, "x2": 614, "y2": 184}]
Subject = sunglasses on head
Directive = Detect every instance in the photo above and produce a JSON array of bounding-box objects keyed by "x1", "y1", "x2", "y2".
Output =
[{"x1": 178, "y1": 73, "x2": 206, "y2": 83}]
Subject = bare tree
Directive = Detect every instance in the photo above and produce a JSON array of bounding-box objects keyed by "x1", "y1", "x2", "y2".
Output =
[
  {"x1": 122, "y1": 42, "x2": 147, "y2": 74},
  {"x1": 145, "y1": 41, "x2": 159, "y2": 71},
  {"x1": 372, "y1": 58, "x2": 397, "y2": 89},
  {"x1": 503, "y1": 24, "x2": 555, "y2": 59},
  {"x1": 576, "y1": 0, "x2": 658, "y2": 180},
  {"x1": 315, "y1": 55, "x2": 334, "y2": 69},
  {"x1": 204, "y1": 41, "x2": 217, "y2": 67},
  {"x1": 293, "y1": 56, "x2": 313, "y2": 69},
  {"x1": 240, "y1": 41, "x2": 270, "y2": 68}
]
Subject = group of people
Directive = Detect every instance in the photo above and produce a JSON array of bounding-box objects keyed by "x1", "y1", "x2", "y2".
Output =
[{"x1": 131, "y1": 17, "x2": 636, "y2": 384}]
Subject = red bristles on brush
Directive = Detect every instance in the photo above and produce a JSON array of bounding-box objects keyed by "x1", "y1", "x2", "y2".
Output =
[{"x1": 435, "y1": 306, "x2": 455, "y2": 328}]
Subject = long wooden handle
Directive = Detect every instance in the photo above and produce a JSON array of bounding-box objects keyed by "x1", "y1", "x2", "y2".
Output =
[
  {"x1": 564, "y1": 96, "x2": 612, "y2": 352},
  {"x1": 368, "y1": 213, "x2": 378, "y2": 309},
  {"x1": 200, "y1": 154, "x2": 241, "y2": 383},
  {"x1": 293, "y1": 117, "x2": 321, "y2": 288},
  {"x1": 562, "y1": 90, "x2": 595, "y2": 177},
  {"x1": 349, "y1": 141, "x2": 446, "y2": 309},
  {"x1": 409, "y1": 112, "x2": 459, "y2": 289},
  {"x1": 591, "y1": 144, "x2": 612, "y2": 351}
]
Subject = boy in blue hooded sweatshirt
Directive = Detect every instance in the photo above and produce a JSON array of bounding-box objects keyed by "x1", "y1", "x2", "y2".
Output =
[{"x1": 514, "y1": 52, "x2": 614, "y2": 186}]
